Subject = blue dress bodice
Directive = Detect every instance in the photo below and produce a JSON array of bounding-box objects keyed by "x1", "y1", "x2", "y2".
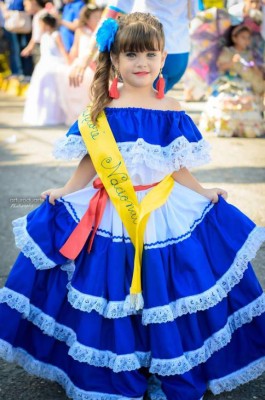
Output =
[{"x1": 54, "y1": 107, "x2": 211, "y2": 185}]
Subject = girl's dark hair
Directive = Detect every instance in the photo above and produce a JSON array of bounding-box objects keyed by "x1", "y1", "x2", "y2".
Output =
[
  {"x1": 79, "y1": 4, "x2": 103, "y2": 27},
  {"x1": 34, "y1": 0, "x2": 50, "y2": 9},
  {"x1": 90, "y1": 12, "x2": 165, "y2": 123},
  {"x1": 225, "y1": 24, "x2": 251, "y2": 47},
  {"x1": 40, "y1": 13, "x2": 57, "y2": 29}
]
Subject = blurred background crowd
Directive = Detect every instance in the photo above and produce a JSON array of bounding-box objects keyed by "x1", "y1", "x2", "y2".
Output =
[{"x1": 0, "y1": 0, "x2": 264, "y2": 137}]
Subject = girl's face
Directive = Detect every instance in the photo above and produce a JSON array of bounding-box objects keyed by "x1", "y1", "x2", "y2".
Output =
[
  {"x1": 233, "y1": 31, "x2": 251, "y2": 51},
  {"x1": 23, "y1": 0, "x2": 39, "y2": 15},
  {"x1": 39, "y1": 20, "x2": 52, "y2": 33},
  {"x1": 113, "y1": 50, "x2": 166, "y2": 90},
  {"x1": 244, "y1": 0, "x2": 261, "y2": 10},
  {"x1": 86, "y1": 10, "x2": 102, "y2": 31}
]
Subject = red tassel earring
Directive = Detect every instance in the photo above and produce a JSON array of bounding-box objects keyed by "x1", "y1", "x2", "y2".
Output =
[
  {"x1": 156, "y1": 69, "x2": 165, "y2": 99},
  {"x1": 109, "y1": 73, "x2": 120, "y2": 99}
]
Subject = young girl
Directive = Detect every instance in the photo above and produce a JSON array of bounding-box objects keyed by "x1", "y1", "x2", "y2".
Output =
[
  {"x1": 57, "y1": 4, "x2": 103, "y2": 125},
  {"x1": 21, "y1": 0, "x2": 48, "y2": 65},
  {"x1": 0, "y1": 12, "x2": 265, "y2": 400},
  {"x1": 200, "y1": 24, "x2": 264, "y2": 138},
  {"x1": 23, "y1": 13, "x2": 69, "y2": 126}
]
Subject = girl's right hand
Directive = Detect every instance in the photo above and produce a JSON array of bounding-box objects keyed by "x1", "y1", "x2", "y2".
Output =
[
  {"x1": 69, "y1": 64, "x2": 86, "y2": 87},
  {"x1": 41, "y1": 187, "x2": 68, "y2": 205}
]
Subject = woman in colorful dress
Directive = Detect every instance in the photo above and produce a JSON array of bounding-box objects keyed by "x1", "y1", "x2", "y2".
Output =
[
  {"x1": 0, "y1": 12, "x2": 265, "y2": 400},
  {"x1": 200, "y1": 24, "x2": 264, "y2": 138},
  {"x1": 57, "y1": 4, "x2": 103, "y2": 125}
]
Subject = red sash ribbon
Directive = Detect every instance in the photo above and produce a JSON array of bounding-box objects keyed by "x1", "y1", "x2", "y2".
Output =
[{"x1": 60, "y1": 178, "x2": 158, "y2": 260}]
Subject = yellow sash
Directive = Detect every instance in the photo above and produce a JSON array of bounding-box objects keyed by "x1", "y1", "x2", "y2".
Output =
[{"x1": 78, "y1": 107, "x2": 174, "y2": 309}]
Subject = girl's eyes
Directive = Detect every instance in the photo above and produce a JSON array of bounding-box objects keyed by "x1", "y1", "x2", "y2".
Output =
[
  {"x1": 125, "y1": 52, "x2": 136, "y2": 58},
  {"x1": 125, "y1": 52, "x2": 157, "y2": 58}
]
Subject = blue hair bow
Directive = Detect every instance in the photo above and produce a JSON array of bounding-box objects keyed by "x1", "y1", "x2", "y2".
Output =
[{"x1": 96, "y1": 18, "x2": 119, "y2": 52}]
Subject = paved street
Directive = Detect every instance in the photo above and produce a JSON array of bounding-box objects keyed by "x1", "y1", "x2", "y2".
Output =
[{"x1": 0, "y1": 91, "x2": 264, "y2": 399}]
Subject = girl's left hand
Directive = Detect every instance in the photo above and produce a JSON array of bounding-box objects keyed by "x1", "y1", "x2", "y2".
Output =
[{"x1": 200, "y1": 187, "x2": 228, "y2": 203}]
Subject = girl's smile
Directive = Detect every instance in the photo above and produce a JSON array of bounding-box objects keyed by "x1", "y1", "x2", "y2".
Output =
[{"x1": 134, "y1": 71, "x2": 150, "y2": 76}]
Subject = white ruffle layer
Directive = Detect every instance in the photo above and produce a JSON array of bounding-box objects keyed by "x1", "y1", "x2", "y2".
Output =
[
  {"x1": 0, "y1": 339, "x2": 142, "y2": 400},
  {"x1": 1, "y1": 283, "x2": 264, "y2": 375},
  {"x1": 12, "y1": 215, "x2": 56, "y2": 270},
  {"x1": 12, "y1": 215, "x2": 265, "y2": 323},
  {"x1": 11, "y1": 182, "x2": 215, "y2": 266},
  {"x1": 53, "y1": 135, "x2": 211, "y2": 184},
  {"x1": 48, "y1": 182, "x2": 215, "y2": 248},
  {"x1": 66, "y1": 218, "x2": 262, "y2": 322}
]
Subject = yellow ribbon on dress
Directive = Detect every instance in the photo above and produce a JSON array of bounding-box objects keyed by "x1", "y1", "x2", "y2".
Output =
[{"x1": 78, "y1": 107, "x2": 174, "y2": 309}]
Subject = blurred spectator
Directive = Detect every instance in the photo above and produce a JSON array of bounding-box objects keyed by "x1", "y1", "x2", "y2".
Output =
[
  {"x1": 21, "y1": 0, "x2": 49, "y2": 65},
  {"x1": 184, "y1": 7, "x2": 231, "y2": 101},
  {"x1": 229, "y1": 0, "x2": 264, "y2": 67},
  {"x1": 200, "y1": 24, "x2": 264, "y2": 137},
  {"x1": 23, "y1": 13, "x2": 69, "y2": 125},
  {"x1": 1, "y1": 0, "x2": 33, "y2": 76},
  {"x1": 58, "y1": 3, "x2": 103, "y2": 124},
  {"x1": 59, "y1": 0, "x2": 84, "y2": 52},
  {"x1": 68, "y1": 3, "x2": 101, "y2": 62}
]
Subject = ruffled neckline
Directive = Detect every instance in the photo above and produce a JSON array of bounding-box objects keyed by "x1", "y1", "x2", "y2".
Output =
[{"x1": 105, "y1": 107, "x2": 186, "y2": 115}]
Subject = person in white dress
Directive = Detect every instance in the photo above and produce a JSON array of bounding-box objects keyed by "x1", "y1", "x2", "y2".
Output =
[
  {"x1": 23, "y1": 13, "x2": 69, "y2": 126},
  {"x1": 57, "y1": 4, "x2": 103, "y2": 125},
  {"x1": 21, "y1": 0, "x2": 48, "y2": 65}
]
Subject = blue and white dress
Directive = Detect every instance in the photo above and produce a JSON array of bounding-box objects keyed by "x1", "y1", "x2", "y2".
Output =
[{"x1": 0, "y1": 108, "x2": 265, "y2": 400}]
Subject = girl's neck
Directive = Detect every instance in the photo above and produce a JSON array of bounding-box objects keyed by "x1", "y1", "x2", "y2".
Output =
[
  {"x1": 109, "y1": 85, "x2": 170, "y2": 111},
  {"x1": 45, "y1": 28, "x2": 56, "y2": 34},
  {"x1": 120, "y1": 84, "x2": 156, "y2": 99},
  {"x1": 233, "y1": 45, "x2": 247, "y2": 53}
]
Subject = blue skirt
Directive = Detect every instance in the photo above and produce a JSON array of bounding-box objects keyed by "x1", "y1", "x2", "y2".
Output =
[{"x1": 0, "y1": 183, "x2": 265, "y2": 400}]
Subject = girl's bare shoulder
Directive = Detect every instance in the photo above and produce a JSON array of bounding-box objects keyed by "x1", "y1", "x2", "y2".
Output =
[{"x1": 163, "y1": 96, "x2": 182, "y2": 111}]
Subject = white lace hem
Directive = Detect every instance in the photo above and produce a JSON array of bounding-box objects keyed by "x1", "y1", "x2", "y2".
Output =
[
  {"x1": 53, "y1": 135, "x2": 211, "y2": 171},
  {"x1": 0, "y1": 339, "x2": 143, "y2": 400},
  {"x1": 1, "y1": 338, "x2": 263, "y2": 399},
  {"x1": 12, "y1": 215, "x2": 56, "y2": 269},
  {"x1": 208, "y1": 357, "x2": 265, "y2": 394},
  {"x1": 65, "y1": 227, "x2": 265, "y2": 323},
  {"x1": 1, "y1": 283, "x2": 264, "y2": 375}
]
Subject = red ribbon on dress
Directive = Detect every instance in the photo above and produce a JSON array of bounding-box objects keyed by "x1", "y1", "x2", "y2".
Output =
[{"x1": 59, "y1": 178, "x2": 158, "y2": 260}]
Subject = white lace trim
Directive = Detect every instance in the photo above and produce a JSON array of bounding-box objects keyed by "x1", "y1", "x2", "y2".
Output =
[
  {"x1": 53, "y1": 135, "x2": 87, "y2": 160},
  {"x1": 208, "y1": 357, "x2": 265, "y2": 395},
  {"x1": 147, "y1": 376, "x2": 167, "y2": 400},
  {"x1": 67, "y1": 284, "x2": 140, "y2": 318},
  {"x1": 1, "y1": 284, "x2": 264, "y2": 375},
  {"x1": 0, "y1": 340, "x2": 143, "y2": 400},
  {"x1": 1, "y1": 337, "x2": 263, "y2": 399},
  {"x1": 12, "y1": 215, "x2": 56, "y2": 269},
  {"x1": 69, "y1": 343, "x2": 151, "y2": 372},
  {"x1": 150, "y1": 293, "x2": 265, "y2": 375},
  {"x1": 142, "y1": 226, "x2": 265, "y2": 324},
  {"x1": 53, "y1": 135, "x2": 211, "y2": 171},
  {"x1": 117, "y1": 138, "x2": 211, "y2": 171},
  {"x1": 64, "y1": 227, "x2": 265, "y2": 324}
]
